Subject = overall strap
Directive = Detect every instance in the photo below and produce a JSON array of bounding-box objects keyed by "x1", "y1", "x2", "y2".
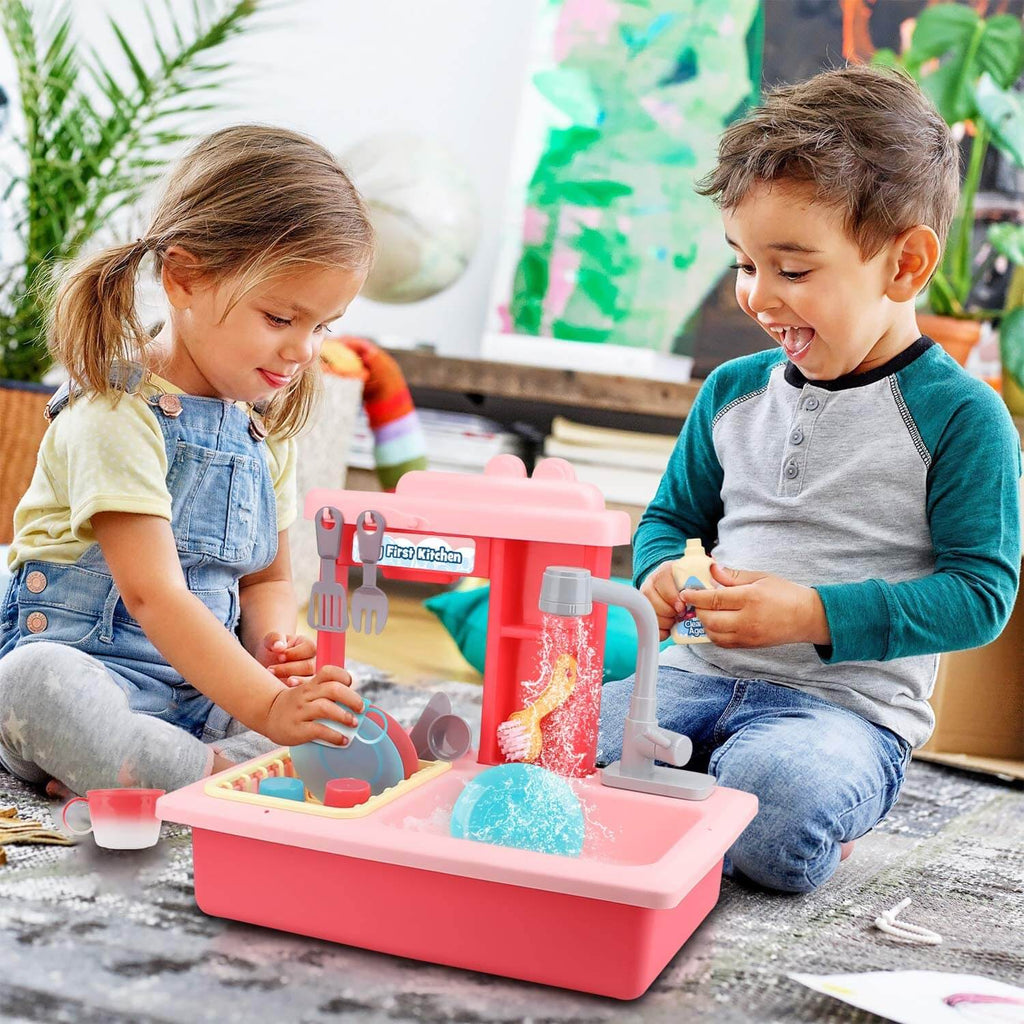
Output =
[{"x1": 44, "y1": 362, "x2": 148, "y2": 422}]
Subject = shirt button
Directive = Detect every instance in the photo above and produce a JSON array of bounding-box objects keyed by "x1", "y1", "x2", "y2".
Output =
[
  {"x1": 803, "y1": 396, "x2": 820, "y2": 411},
  {"x1": 790, "y1": 428, "x2": 804, "y2": 445},
  {"x1": 784, "y1": 462, "x2": 800, "y2": 479},
  {"x1": 26, "y1": 612, "x2": 48, "y2": 633},
  {"x1": 25, "y1": 571, "x2": 47, "y2": 594}
]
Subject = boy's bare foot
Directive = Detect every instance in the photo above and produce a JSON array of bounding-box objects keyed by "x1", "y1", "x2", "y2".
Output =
[
  {"x1": 44, "y1": 778, "x2": 75, "y2": 801},
  {"x1": 211, "y1": 752, "x2": 236, "y2": 775},
  {"x1": 840, "y1": 840, "x2": 856, "y2": 861}
]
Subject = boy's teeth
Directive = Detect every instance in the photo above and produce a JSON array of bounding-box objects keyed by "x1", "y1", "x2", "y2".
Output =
[{"x1": 782, "y1": 327, "x2": 813, "y2": 350}]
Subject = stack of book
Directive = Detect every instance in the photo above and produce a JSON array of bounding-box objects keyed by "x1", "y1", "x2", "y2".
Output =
[
  {"x1": 348, "y1": 408, "x2": 524, "y2": 475},
  {"x1": 541, "y1": 416, "x2": 677, "y2": 507}
]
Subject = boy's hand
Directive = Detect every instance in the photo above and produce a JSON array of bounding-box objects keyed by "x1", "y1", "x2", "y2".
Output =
[
  {"x1": 680, "y1": 563, "x2": 831, "y2": 648},
  {"x1": 640, "y1": 560, "x2": 689, "y2": 641},
  {"x1": 263, "y1": 666, "x2": 364, "y2": 747},
  {"x1": 257, "y1": 632, "x2": 317, "y2": 685}
]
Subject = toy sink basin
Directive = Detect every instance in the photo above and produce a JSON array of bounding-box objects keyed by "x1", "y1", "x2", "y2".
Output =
[{"x1": 157, "y1": 750, "x2": 757, "y2": 1000}]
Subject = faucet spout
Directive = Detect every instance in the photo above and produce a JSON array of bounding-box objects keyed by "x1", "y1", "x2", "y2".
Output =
[{"x1": 539, "y1": 568, "x2": 715, "y2": 801}]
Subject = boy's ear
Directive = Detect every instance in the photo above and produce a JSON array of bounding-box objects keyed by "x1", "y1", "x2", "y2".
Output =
[
  {"x1": 160, "y1": 246, "x2": 203, "y2": 309},
  {"x1": 887, "y1": 226, "x2": 940, "y2": 302}
]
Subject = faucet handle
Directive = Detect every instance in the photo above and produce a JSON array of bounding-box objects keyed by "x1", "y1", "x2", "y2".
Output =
[{"x1": 642, "y1": 726, "x2": 692, "y2": 767}]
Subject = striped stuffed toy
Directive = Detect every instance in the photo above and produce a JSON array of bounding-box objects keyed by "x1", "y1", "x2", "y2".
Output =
[{"x1": 321, "y1": 336, "x2": 428, "y2": 489}]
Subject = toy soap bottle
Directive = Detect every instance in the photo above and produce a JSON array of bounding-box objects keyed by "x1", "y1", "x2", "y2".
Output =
[{"x1": 670, "y1": 538, "x2": 713, "y2": 645}]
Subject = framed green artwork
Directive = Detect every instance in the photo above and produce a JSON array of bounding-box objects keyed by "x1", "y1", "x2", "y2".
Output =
[{"x1": 485, "y1": 0, "x2": 763, "y2": 380}]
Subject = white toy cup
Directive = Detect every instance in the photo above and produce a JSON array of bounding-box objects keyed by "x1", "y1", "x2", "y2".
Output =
[{"x1": 62, "y1": 788, "x2": 165, "y2": 849}]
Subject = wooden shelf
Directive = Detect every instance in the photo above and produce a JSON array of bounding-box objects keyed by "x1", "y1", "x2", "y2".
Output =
[
  {"x1": 390, "y1": 347, "x2": 1024, "y2": 445},
  {"x1": 389, "y1": 347, "x2": 701, "y2": 419}
]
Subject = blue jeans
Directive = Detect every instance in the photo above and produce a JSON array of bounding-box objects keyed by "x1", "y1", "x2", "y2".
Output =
[{"x1": 597, "y1": 667, "x2": 912, "y2": 894}]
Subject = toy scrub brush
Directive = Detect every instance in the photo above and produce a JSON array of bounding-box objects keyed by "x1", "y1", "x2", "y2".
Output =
[{"x1": 496, "y1": 652, "x2": 578, "y2": 763}]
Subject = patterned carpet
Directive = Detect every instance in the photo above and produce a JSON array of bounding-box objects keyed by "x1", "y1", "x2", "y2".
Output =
[{"x1": 1, "y1": 670, "x2": 1022, "y2": 1024}]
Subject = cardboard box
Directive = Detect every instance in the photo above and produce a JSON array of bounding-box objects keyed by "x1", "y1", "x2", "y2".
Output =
[{"x1": 918, "y1": 567, "x2": 1024, "y2": 781}]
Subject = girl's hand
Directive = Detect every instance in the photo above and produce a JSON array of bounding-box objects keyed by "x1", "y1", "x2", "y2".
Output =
[
  {"x1": 257, "y1": 632, "x2": 317, "y2": 684},
  {"x1": 639, "y1": 560, "x2": 688, "y2": 641},
  {"x1": 263, "y1": 666, "x2": 363, "y2": 747},
  {"x1": 680, "y1": 563, "x2": 831, "y2": 648}
]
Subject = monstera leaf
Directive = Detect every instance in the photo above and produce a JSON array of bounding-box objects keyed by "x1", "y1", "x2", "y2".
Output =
[
  {"x1": 904, "y1": 5, "x2": 1024, "y2": 124},
  {"x1": 975, "y1": 73, "x2": 1024, "y2": 168},
  {"x1": 989, "y1": 223, "x2": 1024, "y2": 266}
]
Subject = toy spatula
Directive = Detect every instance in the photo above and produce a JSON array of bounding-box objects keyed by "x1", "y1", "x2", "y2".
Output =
[{"x1": 307, "y1": 506, "x2": 347, "y2": 633}]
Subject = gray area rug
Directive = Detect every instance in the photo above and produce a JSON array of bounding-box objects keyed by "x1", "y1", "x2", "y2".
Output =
[{"x1": 1, "y1": 669, "x2": 1022, "y2": 1024}]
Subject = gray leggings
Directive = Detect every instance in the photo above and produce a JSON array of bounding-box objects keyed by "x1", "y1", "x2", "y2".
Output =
[{"x1": 0, "y1": 642, "x2": 276, "y2": 794}]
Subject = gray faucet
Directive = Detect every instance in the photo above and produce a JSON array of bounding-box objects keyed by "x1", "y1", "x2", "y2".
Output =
[{"x1": 539, "y1": 567, "x2": 716, "y2": 801}]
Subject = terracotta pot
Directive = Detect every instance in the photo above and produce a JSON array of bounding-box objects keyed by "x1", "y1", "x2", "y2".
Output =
[
  {"x1": 917, "y1": 314, "x2": 982, "y2": 367},
  {"x1": 0, "y1": 380, "x2": 55, "y2": 546}
]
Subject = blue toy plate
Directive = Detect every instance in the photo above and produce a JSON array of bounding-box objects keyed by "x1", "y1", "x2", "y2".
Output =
[
  {"x1": 289, "y1": 704, "x2": 405, "y2": 802},
  {"x1": 450, "y1": 762, "x2": 584, "y2": 857}
]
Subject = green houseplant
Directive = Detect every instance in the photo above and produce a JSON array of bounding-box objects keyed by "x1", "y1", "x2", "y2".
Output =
[
  {"x1": 0, "y1": 0, "x2": 262, "y2": 543},
  {"x1": 0, "y1": 0, "x2": 261, "y2": 382},
  {"x1": 874, "y1": 2, "x2": 1024, "y2": 409}
]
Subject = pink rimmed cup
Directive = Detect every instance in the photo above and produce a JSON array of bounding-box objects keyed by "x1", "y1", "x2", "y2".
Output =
[{"x1": 62, "y1": 788, "x2": 165, "y2": 849}]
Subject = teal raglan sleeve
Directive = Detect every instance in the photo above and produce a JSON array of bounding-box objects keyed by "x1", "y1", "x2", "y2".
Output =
[
  {"x1": 814, "y1": 372, "x2": 1022, "y2": 662},
  {"x1": 632, "y1": 368, "x2": 726, "y2": 589}
]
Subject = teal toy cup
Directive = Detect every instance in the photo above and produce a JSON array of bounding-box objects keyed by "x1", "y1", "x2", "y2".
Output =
[{"x1": 258, "y1": 776, "x2": 305, "y2": 801}]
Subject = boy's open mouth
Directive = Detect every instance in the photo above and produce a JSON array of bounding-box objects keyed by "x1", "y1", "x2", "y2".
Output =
[{"x1": 769, "y1": 326, "x2": 815, "y2": 362}]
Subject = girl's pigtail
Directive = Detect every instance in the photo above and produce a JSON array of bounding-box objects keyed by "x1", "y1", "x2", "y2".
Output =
[{"x1": 47, "y1": 239, "x2": 152, "y2": 396}]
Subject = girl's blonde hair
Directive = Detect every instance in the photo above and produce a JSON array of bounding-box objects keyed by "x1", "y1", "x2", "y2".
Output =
[{"x1": 48, "y1": 124, "x2": 375, "y2": 437}]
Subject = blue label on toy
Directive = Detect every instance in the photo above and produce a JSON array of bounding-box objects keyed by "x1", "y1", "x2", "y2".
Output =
[
  {"x1": 353, "y1": 531, "x2": 476, "y2": 574},
  {"x1": 677, "y1": 576, "x2": 707, "y2": 639}
]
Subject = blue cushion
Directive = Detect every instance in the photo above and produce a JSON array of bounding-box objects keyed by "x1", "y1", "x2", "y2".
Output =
[{"x1": 424, "y1": 579, "x2": 670, "y2": 683}]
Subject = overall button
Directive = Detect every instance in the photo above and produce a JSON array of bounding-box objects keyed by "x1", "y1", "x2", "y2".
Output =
[
  {"x1": 157, "y1": 394, "x2": 183, "y2": 418},
  {"x1": 26, "y1": 612, "x2": 48, "y2": 633},
  {"x1": 790, "y1": 428, "x2": 804, "y2": 445},
  {"x1": 248, "y1": 411, "x2": 267, "y2": 442},
  {"x1": 784, "y1": 462, "x2": 800, "y2": 480},
  {"x1": 25, "y1": 571, "x2": 47, "y2": 594},
  {"x1": 802, "y1": 395, "x2": 820, "y2": 411}
]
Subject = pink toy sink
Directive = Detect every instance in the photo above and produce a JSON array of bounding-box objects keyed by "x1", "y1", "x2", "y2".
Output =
[
  {"x1": 157, "y1": 750, "x2": 757, "y2": 1000},
  {"x1": 157, "y1": 460, "x2": 758, "y2": 998}
]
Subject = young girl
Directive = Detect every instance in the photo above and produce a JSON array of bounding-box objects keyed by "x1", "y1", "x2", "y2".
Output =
[{"x1": 0, "y1": 125, "x2": 375, "y2": 798}]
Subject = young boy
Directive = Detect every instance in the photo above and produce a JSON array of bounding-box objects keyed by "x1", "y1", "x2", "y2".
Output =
[{"x1": 597, "y1": 65, "x2": 1022, "y2": 894}]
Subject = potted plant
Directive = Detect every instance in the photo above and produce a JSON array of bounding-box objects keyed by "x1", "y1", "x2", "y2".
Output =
[
  {"x1": 0, "y1": 0, "x2": 261, "y2": 542},
  {"x1": 874, "y1": 2, "x2": 1024, "y2": 388}
]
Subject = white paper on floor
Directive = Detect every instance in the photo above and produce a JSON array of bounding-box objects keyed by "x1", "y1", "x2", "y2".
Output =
[{"x1": 789, "y1": 970, "x2": 1024, "y2": 1024}]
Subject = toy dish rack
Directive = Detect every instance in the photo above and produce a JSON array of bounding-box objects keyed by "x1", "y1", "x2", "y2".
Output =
[{"x1": 206, "y1": 750, "x2": 450, "y2": 819}]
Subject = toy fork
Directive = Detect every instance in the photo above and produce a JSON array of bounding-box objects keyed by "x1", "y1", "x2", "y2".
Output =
[{"x1": 350, "y1": 510, "x2": 388, "y2": 634}]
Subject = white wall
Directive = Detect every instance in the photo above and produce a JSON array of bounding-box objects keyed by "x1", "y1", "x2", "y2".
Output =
[{"x1": 1, "y1": 0, "x2": 539, "y2": 356}]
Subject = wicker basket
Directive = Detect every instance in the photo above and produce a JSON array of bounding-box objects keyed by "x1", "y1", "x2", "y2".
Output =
[{"x1": 0, "y1": 380, "x2": 55, "y2": 546}]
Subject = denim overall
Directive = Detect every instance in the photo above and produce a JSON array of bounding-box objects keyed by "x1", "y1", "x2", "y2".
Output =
[{"x1": 0, "y1": 367, "x2": 278, "y2": 741}]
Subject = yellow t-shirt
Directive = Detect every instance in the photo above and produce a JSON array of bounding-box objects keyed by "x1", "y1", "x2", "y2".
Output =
[{"x1": 7, "y1": 372, "x2": 297, "y2": 571}]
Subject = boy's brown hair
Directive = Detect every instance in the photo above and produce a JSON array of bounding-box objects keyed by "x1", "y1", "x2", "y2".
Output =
[{"x1": 696, "y1": 64, "x2": 960, "y2": 259}]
